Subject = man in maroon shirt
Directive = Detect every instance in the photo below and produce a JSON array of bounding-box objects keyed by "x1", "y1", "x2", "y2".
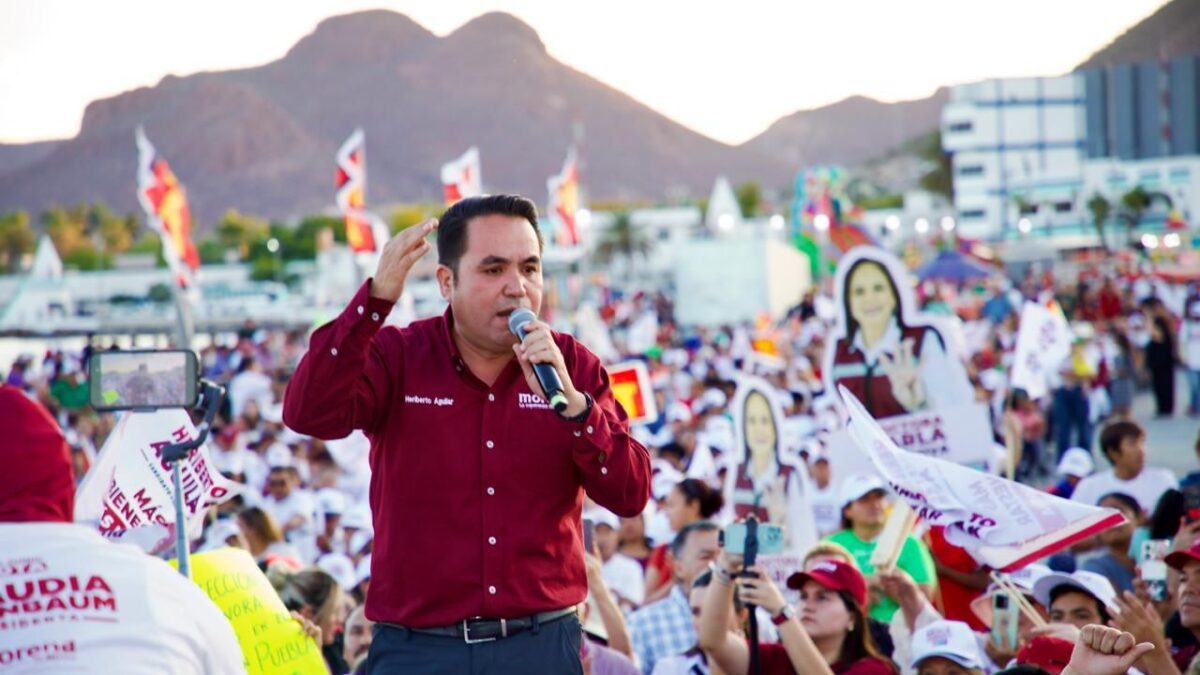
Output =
[{"x1": 283, "y1": 195, "x2": 652, "y2": 674}]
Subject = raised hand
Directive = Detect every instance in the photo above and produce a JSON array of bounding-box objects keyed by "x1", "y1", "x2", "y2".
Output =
[
  {"x1": 369, "y1": 218, "x2": 437, "y2": 302},
  {"x1": 879, "y1": 338, "x2": 927, "y2": 411},
  {"x1": 1061, "y1": 625, "x2": 1155, "y2": 675}
]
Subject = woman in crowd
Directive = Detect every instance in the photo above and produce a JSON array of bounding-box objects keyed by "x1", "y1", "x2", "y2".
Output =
[
  {"x1": 237, "y1": 506, "x2": 302, "y2": 568},
  {"x1": 1079, "y1": 492, "x2": 1143, "y2": 593},
  {"x1": 271, "y1": 568, "x2": 346, "y2": 675},
  {"x1": 644, "y1": 478, "x2": 725, "y2": 603},
  {"x1": 699, "y1": 553, "x2": 896, "y2": 674}
]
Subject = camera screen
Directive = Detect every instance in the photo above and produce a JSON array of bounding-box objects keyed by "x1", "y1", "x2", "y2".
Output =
[{"x1": 91, "y1": 351, "x2": 196, "y2": 409}]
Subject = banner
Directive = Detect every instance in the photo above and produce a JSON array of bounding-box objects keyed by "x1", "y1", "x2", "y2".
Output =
[
  {"x1": 172, "y1": 547, "x2": 326, "y2": 674},
  {"x1": 441, "y1": 146, "x2": 481, "y2": 206},
  {"x1": 75, "y1": 410, "x2": 244, "y2": 549},
  {"x1": 840, "y1": 385, "x2": 1124, "y2": 571},
  {"x1": 135, "y1": 127, "x2": 200, "y2": 297},
  {"x1": 1010, "y1": 301, "x2": 1074, "y2": 399},
  {"x1": 334, "y1": 128, "x2": 380, "y2": 254},
  {"x1": 547, "y1": 147, "x2": 580, "y2": 246},
  {"x1": 607, "y1": 361, "x2": 656, "y2": 424},
  {"x1": 826, "y1": 401, "x2": 994, "y2": 472}
]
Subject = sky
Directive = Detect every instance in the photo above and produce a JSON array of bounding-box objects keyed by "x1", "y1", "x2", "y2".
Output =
[{"x1": 0, "y1": 0, "x2": 1171, "y2": 146}]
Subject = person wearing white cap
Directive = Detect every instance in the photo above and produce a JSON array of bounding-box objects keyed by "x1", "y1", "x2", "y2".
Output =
[
  {"x1": 1032, "y1": 571, "x2": 1116, "y2": 630},
  {"x1": 1047, "y1": 447, "x2": 1094, "y2": 500},
  {"x1": 911, "y1": 620, "x2": 985, "y2": 675},
  {"x1": 261, "y1": 460, "x2": 316, "y2": 562},
  {"x1": 825, "y1": 474, "x2": 937, "y2": 623},
  {"x1": 968, "y1": 563, "x2": 1052, "y2": 668},
  {"x1": 590, "y1": 507, "x2": 646, "y2": 612},
  {"x1": 805, "y1": 444, "x2": 841, "y2": 537}
]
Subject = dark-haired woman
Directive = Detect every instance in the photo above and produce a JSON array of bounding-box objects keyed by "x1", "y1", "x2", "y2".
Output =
[
  {"x1": 271, "y1": 568, "x2": 346, "y2": 674},
  {"x1": 700, "y1": 554, "x2": 896, "y2": 674},
  {"x1": 828, "y1": 257, "x2": 967, "y2": 419},
  {"x1": 644, "y1": 478, "x2": 726, "y2": 604}
]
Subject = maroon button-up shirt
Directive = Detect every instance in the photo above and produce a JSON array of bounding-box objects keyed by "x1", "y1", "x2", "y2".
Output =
[{"x1": 283, "y1": 280, "x2": 652, "y2": 627}]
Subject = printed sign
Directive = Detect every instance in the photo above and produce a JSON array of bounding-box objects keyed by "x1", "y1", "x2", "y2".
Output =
[{"x1": 608, "y1": 361, "x2": 657, "y2": 424}]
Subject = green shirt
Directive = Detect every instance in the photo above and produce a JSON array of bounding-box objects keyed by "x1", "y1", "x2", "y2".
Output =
[
  {"x1": 824, "y1": 529, "x2": 937, "y2": 622},
  {"x1": 50, "y1": 377, "x2": 90, "y2": 410}
]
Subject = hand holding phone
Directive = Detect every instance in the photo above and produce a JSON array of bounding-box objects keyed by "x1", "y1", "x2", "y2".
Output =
[{"x1": 991, "y1": 591, "x2": 1019, "y2": 652}]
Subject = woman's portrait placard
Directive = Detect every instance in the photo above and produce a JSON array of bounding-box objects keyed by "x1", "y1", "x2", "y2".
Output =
[{"x1": 723, "y1": 375, "x2": 817, "y2": 554}]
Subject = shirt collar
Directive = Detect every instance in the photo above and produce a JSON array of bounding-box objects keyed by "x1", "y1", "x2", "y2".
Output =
[
  {"x1": 440, "y1": 306, "x2": 465, "y2": 367},
  {"x1": 850, "y1": 317, "x2": 901, "y2": 365}
]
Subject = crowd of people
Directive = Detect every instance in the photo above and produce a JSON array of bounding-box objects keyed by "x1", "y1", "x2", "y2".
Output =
[{"x1": 6, "y1": 244, "x2": 1200, "y2": 674}]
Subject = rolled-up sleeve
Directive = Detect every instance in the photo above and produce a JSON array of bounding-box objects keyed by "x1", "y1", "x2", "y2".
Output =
[
  {"x1": 283, "y1": 280, "x2": 399, "y2": 439},
  {"x1": 564, "y1": 343, "x2": 652, "y2": 518}
]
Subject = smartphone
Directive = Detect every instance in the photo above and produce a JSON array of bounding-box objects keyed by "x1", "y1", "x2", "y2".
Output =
[
  {"x1": 722, "y1": 522, "x2": 785, "y2": 556},
  {"x1": 1141, "y1": 539, "x2": 1171, "y2": 602},
  {"x1": 991, "y1": 591, "x2": 1018, "y2": 651},
  {"x1": 89, "y1": 349, "x2": 199, "y2": 411},
  {"x1": 1183, "y1": 484, "x2": 1200, "y2": 523},
  {"x1": 582, "y1": 518, "x2": 595, "y2": 555}
]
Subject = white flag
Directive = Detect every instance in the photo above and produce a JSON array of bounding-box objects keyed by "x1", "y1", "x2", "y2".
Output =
[
  {"x1": 839, "y1": 385, "x2": 1123, "y2": 571},
  {"x1": 75, "y1": 410, "x2": 244, "y2": 552},
  {"x1": 441, "y1": 147, "x2": 482, "y2": 205},
  {"x1": 1010, "y1": 302, "x2": 1074, "y2": 398}
]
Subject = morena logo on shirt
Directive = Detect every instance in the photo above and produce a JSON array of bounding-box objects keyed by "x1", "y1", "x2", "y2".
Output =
[
  {"x1": 0, "y1": 558, "x2": 47, "y2": 577},
  {"x1": 0, "y1": 640, "x2": 76, "y2": 666},
  {"x1": 517, "y1": 392, "x2": 552, "y2": 411},
  {"x1": 403, "y1": 395, "x2": 455, "y2": 407}
]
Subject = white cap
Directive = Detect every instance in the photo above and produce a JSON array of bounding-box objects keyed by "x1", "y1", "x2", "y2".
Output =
[
  {"x1": 838, "y1": 474, "x2": 888, "y2": 508},
  {"x1": 586, "y1": 507, "x2": 620, "y2": 531},
  {"x1": 211, "y1": 448, "x2": 246, "y2": 475},
  {"x1": 665, "y1": 401, "x2": 693, "y2": 424},
  {"x1": 910, "y1": 620, "x2": 983, "y2": 669},
  {"x1": 970, "y1": 563, "x2": 1053, "y2": 625},
  {"x1": 317, "y1": 553, "x2": 357, "y2": 592},
  {"x1": 316, "y1": 488, "x2": 347, "y2": 515},
  {"x1": 355, "y1": 554, "x2": 372, "y2": 588},
  {"x1": 265, "y1": 443, "x2": 293, "y2": 469},
  {"x1": 341, "y1": 503, "x2": 373, "y2": 531},
  {"x1": 1056, "y1": 448, "x2": 1095, "y2": 479},
  {"x1": 651, "y1": 461, "x2": 685, "y2": 501},
  {"x1": 695, "y1": 388, "x2": 727, "y2": 414},
  {"x1": 1033, "y1": 570, "x2": 1117, "y2": 612},
  {"x1": 202, "y1": 519, "x2": 243, "y2": 552},
  {"x1": 979, "y1": 369, "x2": 1005, "y2": 392}
]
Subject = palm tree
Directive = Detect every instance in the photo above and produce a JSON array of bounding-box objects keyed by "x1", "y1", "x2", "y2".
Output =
[
  {"x1": 1087, "y1": 194, "x2": 1112, "y2": 251},
  {"x1": 593, "y1": 211, "x2": 653, "y2": 281},
  {"x1": 1118, "y1": 186, "x2": 1173, "y2": 246}
]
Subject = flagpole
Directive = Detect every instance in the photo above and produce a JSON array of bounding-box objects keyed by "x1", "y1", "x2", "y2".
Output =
[{"x1": 170, "y1": 284, "x2": 195, "y2": 349}]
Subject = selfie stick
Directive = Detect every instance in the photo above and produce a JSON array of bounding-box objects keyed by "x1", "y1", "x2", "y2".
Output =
[
  {"x1": 743, "y1": 514, "x2": 762, "y2": 675},
  {"x1": 160, "y1": 379, "x2": 224, "y2": 578}
]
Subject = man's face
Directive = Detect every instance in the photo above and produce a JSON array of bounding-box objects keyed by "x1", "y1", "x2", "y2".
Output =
[
  {"x1": 673, "y1": 529, "x2": 720, "y2": 588},
  {"x1": 1048, "y1": 589, "x2": 1103, "y2": 628},
  {"x1": 810, "y1": 459, "x2": 831, "y2": 488},
  {"x1": 343, "y1": 608, "x2": 374, "y2": 666},
  {"x1": 267, "y1": 469, "x2": 292, "y2": 500},
  {"x1": 845, "y1": 490, "x2": 887, "y2": 528},
  {"x1": 437, "y1": 214, "x2": 542, "y2": 357},
  {"x1": 1178, "y1": 560, "x2": 1200, "y2": 628},
  {"x1": 1112, "y1": 435, "x2": 1147, "y2": 475},
  {"x1": 595, "y1": 524, "x2": 618, "y2": 561}
]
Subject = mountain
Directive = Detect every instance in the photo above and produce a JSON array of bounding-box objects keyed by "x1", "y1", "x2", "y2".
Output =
[
  {"x1": 1076, "y1": 0, "x2": 1200, "y2": 70},
  {"x1": 0, "y1": 11, "x2": 788, "y2": 228},
  {"x1": 739, "y1": 89, "x2": 950, "y2": 171}
]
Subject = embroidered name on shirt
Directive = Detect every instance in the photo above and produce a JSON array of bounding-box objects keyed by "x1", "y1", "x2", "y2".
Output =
[
  {"x1": 405, "y1": 395, "x2": 455, "y2": 407},
  {"x1": 517, "y1": 392, "x2": 552, "y2": 410}
]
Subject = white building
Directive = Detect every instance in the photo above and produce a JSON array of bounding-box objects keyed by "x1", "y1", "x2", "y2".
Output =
[{"x1": 941, "y1": 75, "x2": 1089, "y2": 241}]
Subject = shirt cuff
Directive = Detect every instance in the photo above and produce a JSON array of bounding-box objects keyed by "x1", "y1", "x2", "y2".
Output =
[
  {"x1": 332, "y1": 280, "x2": 394, "y2": 342},
  {"x1": 569, "y1": 396, "x2": 613, "y2": 459}
]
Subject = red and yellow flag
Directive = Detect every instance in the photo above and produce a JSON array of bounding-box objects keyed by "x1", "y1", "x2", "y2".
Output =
[
  {"x1": 335, "y1": 128, "x2": 378, "y2": 253},
  {"x1": 441, "y1": 147, "x2": 482, "y2": 206},
  {"x1": 607, "y1": 361, "x2": 657, "y2": 424},
  {"x1": 547, "y1": 147, "x2": 580, "y2": 246},
  {"x1": 135, "y1": 127, "x2": 199, "y2": 293}
]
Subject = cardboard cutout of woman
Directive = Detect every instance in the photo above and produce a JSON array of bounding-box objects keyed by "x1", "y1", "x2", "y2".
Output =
[
  {"x1": 724, "y1": 377, "x2": 817, "y2": 553},
  {"x1": 824, "y1": 247, "x2": 971, "y2": 419}
]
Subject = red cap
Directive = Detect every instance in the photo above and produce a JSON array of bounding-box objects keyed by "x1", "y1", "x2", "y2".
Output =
[
  {"x1": 0, "y1": 386, "x2": 75, "y2": 523},
  {"x1": 786, "y1": 559, "x2": 867, "y2": 608},
  {"x1": 1016, "y1": 636, "x2": 1073, "y2": 674},
  {"x1": 1166, "y1": 542, "x2": 1200, "y2": 571}
]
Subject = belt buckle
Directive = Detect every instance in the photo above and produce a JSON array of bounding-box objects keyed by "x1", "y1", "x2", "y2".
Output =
[{"x1": 462, "y1": 617, "x2": 505, "y2": 644}]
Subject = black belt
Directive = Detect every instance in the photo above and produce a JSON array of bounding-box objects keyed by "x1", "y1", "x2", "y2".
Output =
[{"x1": 385, "y1": 606, "x2": 577, "y2": 644}]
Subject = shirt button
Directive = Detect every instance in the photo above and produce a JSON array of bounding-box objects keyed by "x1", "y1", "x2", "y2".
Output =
[
  {"x1": 488, "y1": 586, "x2": 497, "y2": 595},
  {"x1": 357, "y1": 305, "x2": 364, "y2": 315},
  {"x1": 586, "y1": 425, "x2": 594, "y2": 434},
  {"x1": 488, "y1": 393, "x2": 495, "y2": 402},
  {"x1": 372, "y1": 312, "x2": 380, "y2": 321},
  {"x1": 573, "y1": 431, "x2": 582, "y2": 438},
  {"x1": 330, "y1": 347, "x2": 338, "y2": 356},
  {"x1": 486, "y1": 440, "x2": 494, "y2": 449},
  {"x1": 488, "y1": 536, "x2": 497, "y2": 545},
  {"x1": 601, "y1": 467, "x2": 608, "y2": 475},
  {"x1": 487, "y1": 487, "x2": 495, "y2": 496}
]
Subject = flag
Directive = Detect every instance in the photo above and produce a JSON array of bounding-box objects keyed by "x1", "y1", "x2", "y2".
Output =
[
  {"x1": 334, "y1": 128, "x2": 379, "y2": 253},
  {"x1": 547, "y1": 147, "x2": 580, "y2": 245},
  {"x1": 607, "y1": 361, "x2": 657, "y2": 424},
  {"x1": 135, "y1": 127, "x2": 200, "y2": 294},
  {"x1": 441, "y1": 147, "x2": 482, "y2": 206},
  {"x1": 74, "y1": 409, "x2": 244, "y2": 552},
  {"x1": 827, "y1": 222, "x2": 876, "y2": 255},
  {"x1": 1010, "y1": 302, "x2": 1074, "y2": 399},
  {"x1": 839, "y1": 385, "x2": 1124, "y2": 571}
]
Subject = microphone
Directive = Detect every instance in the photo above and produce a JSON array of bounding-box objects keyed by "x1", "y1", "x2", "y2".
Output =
[{"x1": 507, "y1": 308, "x2": 569, "y2": 412}]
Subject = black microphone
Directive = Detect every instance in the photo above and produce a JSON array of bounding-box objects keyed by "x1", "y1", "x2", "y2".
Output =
[{"x1": 507, "y1": 308, "x2": 569, "y2": 412}]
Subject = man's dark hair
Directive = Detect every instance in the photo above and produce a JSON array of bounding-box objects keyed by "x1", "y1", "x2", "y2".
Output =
[
  {"x1": 1098, "y1": 420, "x2": 1144, "y2": 465},
  {"x1": 437, "y1": 195, "x2": 543, "y2": 276},
  {"x1": 670, "y1": 520, "x2": 719, "y2": 559},
  {"x1": 1048, "y1": 585, "x2": 1111, "y2": 624}
]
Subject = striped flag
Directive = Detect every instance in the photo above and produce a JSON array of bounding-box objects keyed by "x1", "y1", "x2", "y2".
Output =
[
  {"x1": 135, "y1": 127, "x2": 200, "y2": 296},
  {"x1": 547, "y1": 147, "x2": 580, "y2": 245},
  {"x1": 334, "y1": 128, "x2": 380, "y2": 253},
  {"x1": 441, "y1": 147, "x2": 481, "y2": 206}
]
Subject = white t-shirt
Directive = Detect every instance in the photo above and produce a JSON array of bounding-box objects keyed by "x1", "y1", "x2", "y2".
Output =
[
  {"x1": 602, "y1": 553, "x2": 646, "y2": 608},
  {"x1": 0, "y1": 522, "x2": 244, "y2": 674},
  {"x1": 807, "y1": 479, "x2": 842, "y2": 537},
  {"x1": 227, "y1": 370, "x2": 273, "y2": 419},
  {"x1": 262, "y1": 490, "x2": 315, "y2": 559},
  {"x1": 1071, "y1": 468, "x2": 1179, "y2": 513}
]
